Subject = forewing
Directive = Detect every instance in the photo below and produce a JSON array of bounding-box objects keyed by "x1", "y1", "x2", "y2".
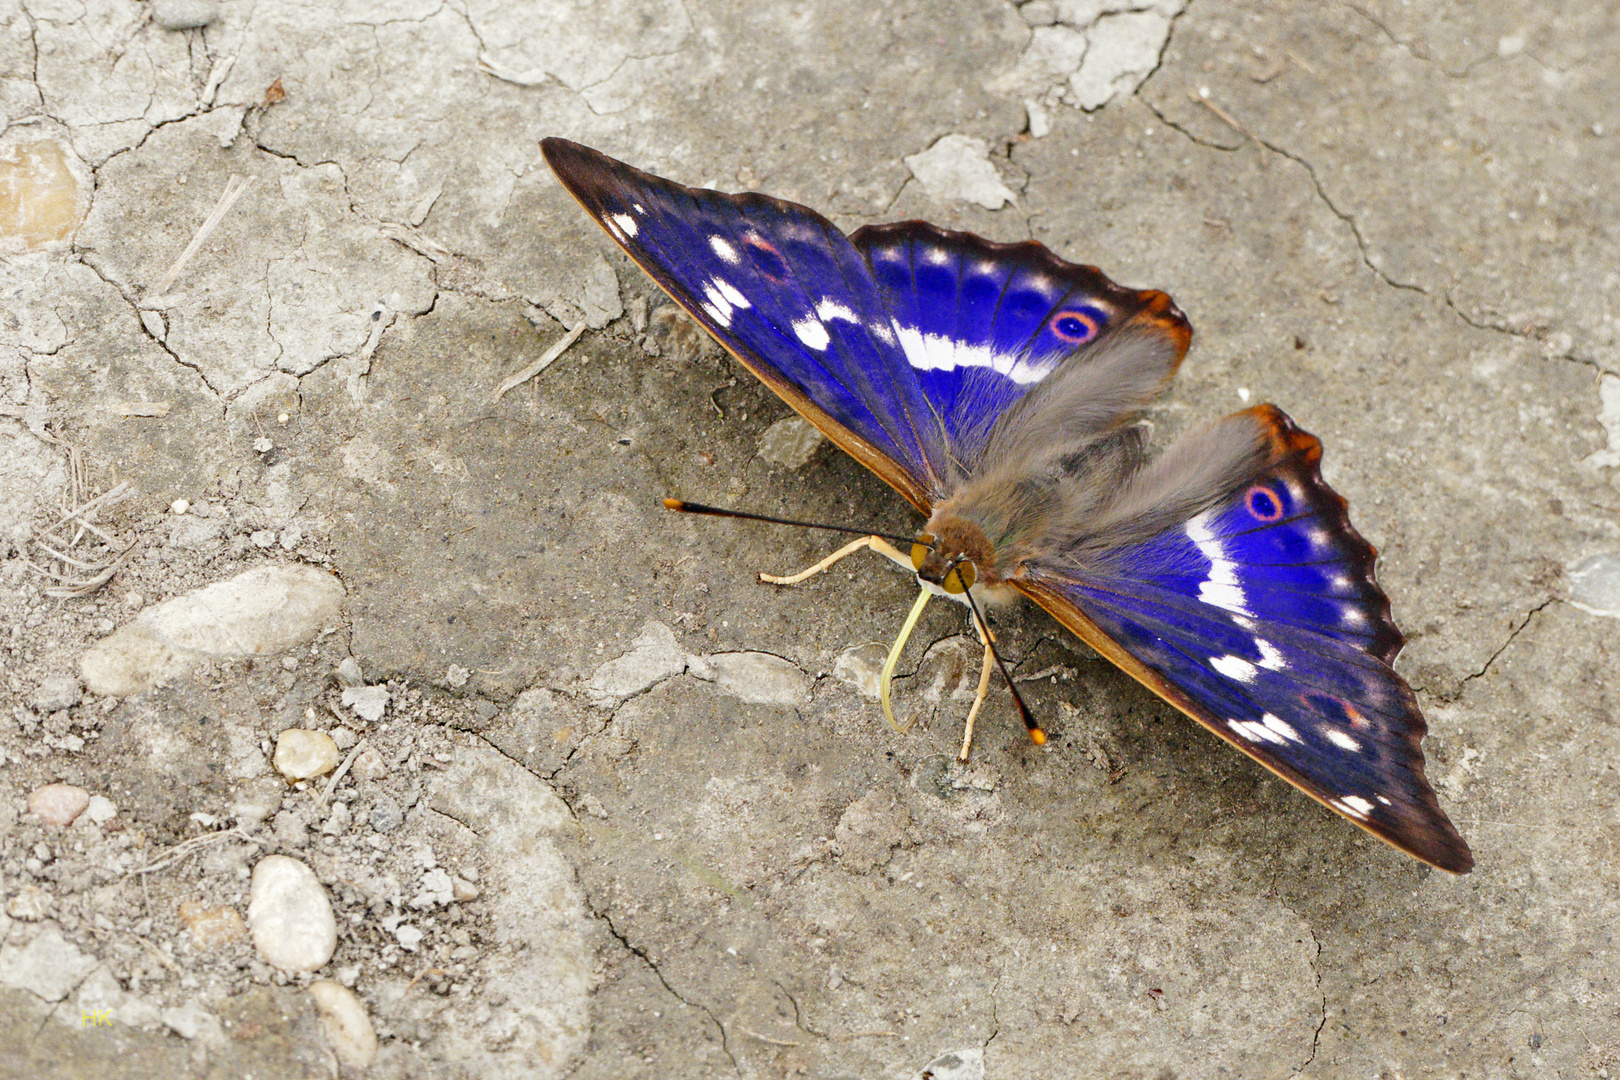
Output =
[
  {"x1": 852, "y1": 222, "x2": 1192, "y2": 468},
  {"x1": 1018, "y1": 406, "x2": 1472, "y2": 872},
  {"x1": 543, "y1": 138, "x2": 948, "y2": 509}
]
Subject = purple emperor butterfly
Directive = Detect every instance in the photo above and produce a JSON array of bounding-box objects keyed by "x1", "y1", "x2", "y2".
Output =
[{"x1": 541, "y1": 137, "x2": 1471, "y2": 873}]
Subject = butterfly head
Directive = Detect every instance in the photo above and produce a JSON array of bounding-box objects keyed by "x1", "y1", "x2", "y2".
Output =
[{"x1": 910, "y1": 515, "x2": 997, "y2": 601}]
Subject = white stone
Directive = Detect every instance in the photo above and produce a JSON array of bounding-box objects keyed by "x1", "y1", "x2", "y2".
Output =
[
  {"x1": 1068, "y1": 11, "x2": 1172, "y2": 110},
  {"x1": 6, "y1": 884, "x2": 51, "y2": 920},
  {"x1": 152, "y1": 0, "x2": 219, "y2": 30},
  {"x1": 1026, "y1": 97, "x2": 1052, "y2": 138},
  {"x1": 1569, "y1": 552, "x2": 1620, "y2": 618},
  {"x1": 342, "y1": 684, "x2": 390, "y2": 722},
  {"x1": 83, "y1": 794, "x2": 117, "y2": 825},
  {"x1": 272, "y1": 728, "x2": 341, "y2": 781},
  {"x1": 915, "y1": 1048, "x2": 985, "y2": 1080},
  {"x1": 0, "y1": 926, "x2": 100, "y2": 1001},
  {"x1": 757, "y1": 415, "x2": 825, "y2": 468},
  {"x1": 833, "y1": 643, "x2": 887, "y2": 700},
  {"x1": 588, "y1": 620, "x2": 689, "y2": 704},
  {"x1": 26, "y1": 783, "x2": 90, "y2": 827},
  {"x1": 986, "y1": 24, "x2": 1088, "y2": 98},
  {"x1": 903, "y1": 134, "x2": 1017, "y2": 210},
  {"x1": 428, "y1": 743, "x2": 588, "y2": 1073},
  {"x1": 693, "y1": 651, "x2": 810, "y2": 706},
  {"x1": 80, "y1": 566, "x2": 345, "y2": 696},
  {"x1": 162, "y1": 1001, "x2": 225, "y2": 1045},
  {"x1": 31, "y1": 674, "x2": 82, "y2": 712},
  {"x1": 309, "y1": 980, "x2": 378, "y2": 1070},
  {"x1": 248, "y1": 855, "x2": 337, "y2": 972}
]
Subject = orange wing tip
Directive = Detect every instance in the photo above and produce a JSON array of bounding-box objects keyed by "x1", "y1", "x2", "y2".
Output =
[
  {"x1": 1245, "y1": 403, "x2": 1324, "y2": 462},
  {"x1": 1133, "y1": 289, "x2": 1194, "y2": 358},
  {"x1": 1029, "y1": 728, "x2": 1047, "y2": 746},
  {"x1": 662, "y1": 497, "x2": 685, "y2": 511}
]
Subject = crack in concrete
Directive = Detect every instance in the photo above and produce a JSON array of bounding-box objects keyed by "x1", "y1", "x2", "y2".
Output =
[
  {"x1": 594, "y1": 905, "x2": 741, "y2": 1073},
  {"x1": 1342, "y1": 2, "x2": 1507, "y2": 79},
  {"x1": 1301, "y1": 925, "x2": 1327, "y2": 1069},
  {"x1": 1138, "y1": 92, "x2": 1590, "y2": 365},
  {"x1": 1460, "y1": 597, "x2": 1555, "y2": 684},
  {"x1": 72, "y1": 250, "x2": 228, "y2": 403},
  {"x1": 775, "y1": 979, "x2": 830, "y2": 1040}
]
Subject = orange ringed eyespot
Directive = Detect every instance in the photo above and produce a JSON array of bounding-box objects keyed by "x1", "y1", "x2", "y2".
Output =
[{"x1": 1245, "y1": 483, "x2": 1286, "y2": 522}]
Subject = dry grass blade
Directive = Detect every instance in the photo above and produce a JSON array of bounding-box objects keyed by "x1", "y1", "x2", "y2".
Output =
[
  {"x1": 128, "y1": 826, "x2": 263, "y2": 877},
  {"x1": 156, "y1": 174, "x2": 257, "y2": 295},
  {"x1": 26, "y1": 466, "x2": 138, "y2": 597},
  {"x1": 491, "y1": 323, "x2": 586, "y2": 402}
]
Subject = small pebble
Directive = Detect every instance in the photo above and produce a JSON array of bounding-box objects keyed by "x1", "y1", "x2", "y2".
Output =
[
  {"x1": 330, "y1": 726, "x2": 357, "y2": 750},
  {"x1": 31, "y1": 675, "x2": 82, "y2": 713},
  {"x1": 152, "y1": 0, "x2": 219, "y2": 30},
  {"x1": 369, "y1": 799, "x2": 404, "y2": 833},
  {"x1": 272, "y1": 809, "x2": 310, "y2": 849},
  {"x1": 342, "y1": 685, "x2": 390, "y2": 722},
  {"x1": 6, "y1": 883, "x2": 52, "y2": 920},
  {"x1": 178, "y1": 900, "x2": 247, "y2": 949},
  {"x1": 335, "y1": 657, "x2": 365, "y2": 687},
  {"x1": 394, "y1": 925, "x2": 424, "y2": 952},
  {"x1": 451, "y1": 876, "x2": 481, "y2": 902},
  {"x1": 232, "y1": 778, "x2": 285, "y2": 826},
  {"x1": 248, "y1": 855, "x2": 337, "y2": 972},
  {"x1": 272, "y1": 728, "x2": 341, "y2": 781},
  {"x1": 322, "y1": 801, "x2": 351, "y2": 836},
  {"x1": 84, "y1": 795, "x2": 117, "y2": 825},
  {"x1": 27, "y1": 783, "x2": 90, "y2": 827},
  {"x1": 170, "y1": 498, "x2": 190, "y2": 514},
  {"x1": 350, "y1": 746, "x2": 387, "y2": 781},
  {"x1": 250, "y1": 529, "x2": 277, "y2": 548},
  {"x1": 308, "y1": 980, "x2": 378, "y2": 1070}
]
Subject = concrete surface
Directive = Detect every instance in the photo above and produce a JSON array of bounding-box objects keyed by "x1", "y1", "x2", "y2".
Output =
[{"x1": 1, "y1": 0, "x2": 1616, "y2": 1077}]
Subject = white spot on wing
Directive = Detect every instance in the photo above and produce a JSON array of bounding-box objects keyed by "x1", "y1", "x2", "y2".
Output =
[
  {"x1": 709, "y1": 235, "x2": 740, "y2": 264},
  {"x1": 1323, "y1": 728, "x2": 1362, "y2": 752},
  {"x1": 1261, "y1": 713, "x2": 1301, "y2": 743},
  {"x1": 701, "y1": 283, "x2": 734, "y2": 324},
  {"x1": 1333, "y1": 795, "x2": 1374, "y2": 820},
  {"x1": 1211, "y1": 654, "x2": 1258, "y2": 683},
  {"x1": 893, "y1": 323, "x2": 1056, "y2": 385},
  {"x1": 609, "y1": 213, "x2": 638, "y2": 238},
  {"x1": 709, "y1": 277, "x2": 750, "y2": 309},
  {"x1": 793, "y1": 318, "x2": 830, "y2": 351},
  {"x1": 815, "y1": 298, "x2": 859, "y2": 323},
  {"x1": 1227, "y1": 718, "x2": 1287, "y2": 746},
  {"x1": 1255, "y1": 638, "x2": 1287, "y2": 672},
  {"x1": 1186, "y1": 512, "x2": 1250, "y2": 615}
]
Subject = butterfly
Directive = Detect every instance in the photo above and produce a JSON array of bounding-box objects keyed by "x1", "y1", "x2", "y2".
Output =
[{"x1": 541, "y1": 137, "x2": 1473, "y2": 874}]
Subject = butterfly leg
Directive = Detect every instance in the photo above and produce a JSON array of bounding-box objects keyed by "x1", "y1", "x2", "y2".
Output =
[
  {"x1": 957, "y1": 614, "x2": 997, "y2": 762},
  {"x1": 758, "y1": 535, "x2": 911, "y2": 585}
]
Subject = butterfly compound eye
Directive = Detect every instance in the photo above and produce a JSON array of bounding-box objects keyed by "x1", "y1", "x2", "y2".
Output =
[
  {"x1": 943, "y1": 561, "x2": 976, "y2": 595},
  {"x1": 910, "y1": 535, "x2": 934, "y2": 571}
]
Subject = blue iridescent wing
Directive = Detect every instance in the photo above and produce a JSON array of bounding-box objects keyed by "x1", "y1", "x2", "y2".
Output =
[
  {"x1": 1018, "y1": 407, "x2": 1472, "y2": 872},
  {"x1": 544, "y1": 138, "x2": 947, "y2": 508},
  {"x1": 852, "y1": 222, "x2": 1191, "y2": 468},
  {"x1": 541, "y1": 139, "x2": 1189, "y2": 508}
]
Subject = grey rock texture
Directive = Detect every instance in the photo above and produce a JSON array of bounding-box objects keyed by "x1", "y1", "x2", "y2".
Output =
[{"x1": 0, "y1": 1, "x2": 1615, "y2": 1077}]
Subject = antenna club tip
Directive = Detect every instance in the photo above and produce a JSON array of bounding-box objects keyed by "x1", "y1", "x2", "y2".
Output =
[
  {"x1": 1030, "y1": 728, "x2": 1047, "y2": 746},
  {"x1": 662, "y1": 498, "x2": 685, "y2": 511}
]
